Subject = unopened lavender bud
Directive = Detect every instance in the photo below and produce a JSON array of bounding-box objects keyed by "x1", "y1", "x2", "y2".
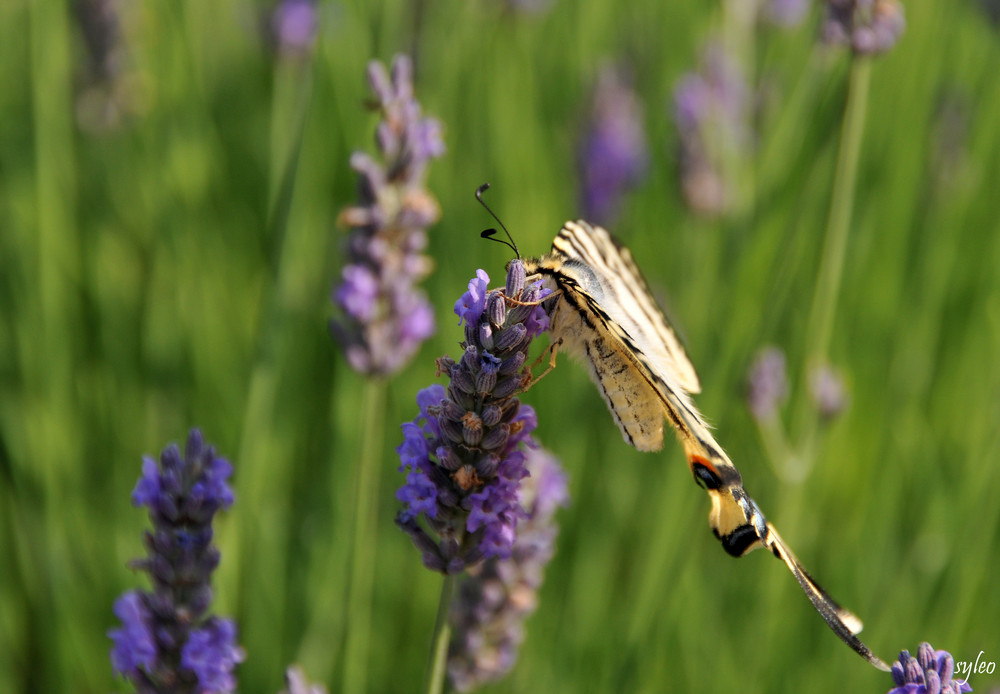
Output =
[
  {"x1": 481, "y1": 405, "x2": 502, "y2": 427},
  {"x1": 476, "y1": 454, "x2": 501, "y2": 478},
  {"x1": 478, "y1": 322, "x2": 495, "y2": 351},
  {"x1": 500, "y1": 352, "x2": 526, "y2": 375},
  {"x1": 492, "y1": 376, "x2": 522, "y2": 400},
  {"x1": 494, "y1": 323, "x2": 527, "y2": 352},
  {"x1": 481, "y1": 426, "x2": 510, "y2": 452},
  {"x1": 462, "y1": 412, "x2": 484, "y2": 446},
  {"x1": 436, "y1": 355, "x2": 456, "y2": 376},
  {"x1": 437, "y1": 446, "x2": 463, "y2": 471},
  {"x1": 505, "y1": 261, "x2": 526, "y2": 298},
  {"x1": 440, "y1": 417, "x2": 465, "y2": 444},
  {"x1": 476, "y1": 371, "x2": 498, "y2": 396},
  {"x1": 452, "y1": 368, "x2": 476, "y2": 395},
  {"x1": 487, "y1": 293, "x2": 507, "y2": 327},
  {"x1": 460, "y1": 346, "x2": 480, "y2": 373}
]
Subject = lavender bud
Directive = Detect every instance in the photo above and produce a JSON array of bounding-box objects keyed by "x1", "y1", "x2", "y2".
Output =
[
  {"x1": 505, "y1": 261, "x2": 526, "y2": 299},
  {"x1": 487, "y1": 293, "x2": 507, "y2": 327},
  {"x1": 494, "y1": 323, "x2": 528, "y2": 353}
]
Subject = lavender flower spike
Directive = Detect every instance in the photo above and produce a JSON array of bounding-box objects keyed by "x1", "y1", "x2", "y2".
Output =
[
  {"x1": 746, "y1": 346, "x2": 788, "y2": 421},
  {"x1": 672, "y1": 42, "x2": 750, "y2": 218},
  {"x1": 887, "y1": 643, "x2": 972, "y2": 694},
  {"x1": 331, "y1": 54, "x2": 445, "y2": 377},
  {"x1": 395, "y1": 260, "x2": 552, "y2": 573},
  {"x1": 447, "y1": 446, "x2": 569, "y2": 692},
  {"x1": 109, "y1": 429, "x2": 245, "y2": 693},
  {"x1": 821, "y1": 0, "x2": 906, "y2": 56},
  {"x1": 577, "y1": 65, "x2": 648, "y2": 226}
]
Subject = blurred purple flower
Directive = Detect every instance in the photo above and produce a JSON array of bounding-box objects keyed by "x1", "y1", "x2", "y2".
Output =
[
  {"x1": 888, "y1": 643, "x2": 972, "y2": 694},
  {"x1": 577, "y1": 66, "x2": 648, "y2": 226},
  {"x1": 270, "y1": 0, "x2": 318, "y2": 55},
  {"x1": 108, "y1": 592, "x2": 157, "y2": 678},
  {"x1": 447, "y1": 447, "x2": 569, "y2": 691},
  {"x1": 764, "y1": 0, "x2": 810, "y2": 27},
  {"x1": 280, "y1": 666, "x2": 329, "y2": 694},
  {"x1": 181, "y1": 619, "x2": 246, "y2": 694},
  {"x1": 332, "y1": 54, "x2": 444, "y2": 377},
  {"x1": 395, "y1": 261, "x2": 552, "y2": 573},
  {"x1": 109, "y1": 430, "x2": 243, "y2": 692},
  {"x1": 821, "y1": 0, "x2": 906, "y2": 56},
  {"x1": 747, "y1": 346, "x2": 788, "y2": 421},
  {"x1": 672, "y1": 42, "x2": 751, "y2": 218},
  {"x1": 809, "y1": 363, "x2": 849, "y2": 420}
]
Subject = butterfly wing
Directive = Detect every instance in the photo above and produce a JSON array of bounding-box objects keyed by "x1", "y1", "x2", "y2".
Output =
[{"x1": 553, "y1": 221, "x2": 701, "y2": 394}]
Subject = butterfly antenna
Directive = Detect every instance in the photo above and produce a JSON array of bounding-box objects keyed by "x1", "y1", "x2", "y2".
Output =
[{"x1": 475, "y1": 183, "x2": 520, "y2": 258}]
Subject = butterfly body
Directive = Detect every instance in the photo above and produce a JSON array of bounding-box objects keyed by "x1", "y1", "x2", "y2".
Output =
[{"x1": 520, "y1": 220, "x2": 886, "y2": 670}]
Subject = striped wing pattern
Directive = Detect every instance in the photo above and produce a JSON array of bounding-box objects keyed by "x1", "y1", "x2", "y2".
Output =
[{"x1": 522, "y1": 220, "x2": 887, "y2": 671}]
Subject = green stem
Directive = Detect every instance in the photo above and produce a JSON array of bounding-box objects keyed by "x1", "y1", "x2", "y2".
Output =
[
  {"x1": 792, "y1": 58, "x2": 872, "y2": 456},
  {"x1": 426, "y1": 573, "x2": 456, "y2": 694},
  {"x1": 342, "y1": 379, "x2": 388, "y2": 694}
]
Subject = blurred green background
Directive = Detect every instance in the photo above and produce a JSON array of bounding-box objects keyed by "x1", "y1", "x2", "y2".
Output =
[{"x1": 2, "y1": 0, "x2": 999, "y2": 692}]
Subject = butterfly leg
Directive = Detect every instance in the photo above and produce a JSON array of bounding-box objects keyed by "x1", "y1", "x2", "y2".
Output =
[{"x1": 518, "y1": 337, "x2": 564, "y2": 394}]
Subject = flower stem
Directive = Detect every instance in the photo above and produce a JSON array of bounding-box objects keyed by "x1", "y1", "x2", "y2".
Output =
[
  {"x1": 792, "y1": 57, "x2": 872, "y2": 450},
  {"x1": 342, "y1": 379, "x2": 388, "y2": 694},
  {"x1": 426, "y1": 573, "x2": 456, "y2": 694}
]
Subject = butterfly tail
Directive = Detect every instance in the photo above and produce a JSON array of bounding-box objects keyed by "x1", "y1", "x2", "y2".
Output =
[{"x1": 711, "y1": 482, "x2": 890, "y2": 671}]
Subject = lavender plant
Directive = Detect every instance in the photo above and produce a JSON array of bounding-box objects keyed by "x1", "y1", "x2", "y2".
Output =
[
  {"x1": 672, "y1": 42, "x2": 751, "y2": 218},
  {"x1": 268, "y1": 0, "x2": 319, "y2": 57},
  {"x1": 109, "y1": 430, "x2": 244, "y2": 694},
  {"x1": 821, "y1": 0, "x2": 906, "y2": 56},
  {"x1": 746, "y1": 346, "x2": 789, "y2": 422},
  {"x1": 331, "y1": 54, "x2": 444, "y2": 377},
  {"x1": 887, "y1": 643, "x2": 972, "y2": 694},
  {"x1": 447, "y1": 446, "x2": 569, "y2": 692},
  {"x1": 395, "y1": 260, "x2": 551, "y2": 573},
  {"x1": 577, "y1": 66, "x2": 648, "y2": 226}
]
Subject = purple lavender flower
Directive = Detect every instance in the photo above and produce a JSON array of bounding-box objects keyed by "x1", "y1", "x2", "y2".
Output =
[
  {"x1": 331, "y1": 54, "x2": 444, "y2": 377},
  {"x1": 181, "y1": 619, "x2": 244, "y2": 694},
  {"x1": 809, "y1": 363, "x2": 849, "y2": 420},
  {"x1": 395, "y1": 260, "x2": 551, "y2": 573},
  {"x1": 280, "y1": 666, "x2": 329, "y2": 694},
  {"x1": 821, "y1": 0, "x2": 906, "y2": 56},
  {"x1": 577, "y1": 66, "x2": 649, "y2": 226},
  {"x1": 447, "y1": 447, "x2": 568, "y2": 692},
  {"x1": 109, "y1": 430, "x2": 245, "y2": 693},
  {"x1": 764, "y1": 0, "x2": 810, "y2": 27},
  {"x1": 672, "y1": 42, "x2": 751, "y2": 218},
  {"x1": 270, "y1": 0, "x2": 318, "y2": 56},
  {"x1": 108, "y1": 592, "x2": 157, "y2": 678},
  {"x1": 746, "y1": 346, "x2": 788, "y2": 421},
  {"x1": 888, "y1": 643, "x2": 972, "y2": 694}
]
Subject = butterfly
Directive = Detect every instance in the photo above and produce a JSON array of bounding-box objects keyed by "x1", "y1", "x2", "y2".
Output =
[{"x1": 518, "y1": 219, "x2": 888, "y2": 671}]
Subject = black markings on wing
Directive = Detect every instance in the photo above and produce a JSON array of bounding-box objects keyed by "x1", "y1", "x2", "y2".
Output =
[{"x1": 554, "y1": 221, "x2": 701, "y2": 394}]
